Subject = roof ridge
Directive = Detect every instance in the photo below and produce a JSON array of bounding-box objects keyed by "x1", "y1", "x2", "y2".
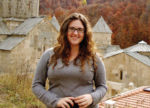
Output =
[
  {"x1": 92, "y1": 16, "x2": 112, "y2": 33},
  {"x1": 126, "y1": 52, "x2": 150, "y2": 66},
  {"x1": 12, "y1": 17, "x2": 43, "y2": 35},
  {"x1": 124, "y1": 41, "x2": 150, "y2": 52},
  {"x1": 113, "y1": 86, "x2": 147, "y2": 100},
  {"x1": 50, "y1": 16, "x2": 60, "y2": 32}
]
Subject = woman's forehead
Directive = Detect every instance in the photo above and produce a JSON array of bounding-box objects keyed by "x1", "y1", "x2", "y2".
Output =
[{"x1": 68, "y1": 20, "x2": 84, "y2": 28}]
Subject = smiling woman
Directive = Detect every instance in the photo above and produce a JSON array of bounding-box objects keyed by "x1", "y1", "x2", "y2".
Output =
[
  {"x1": 67, "y1": 20, "x2": 84, "y2": 52},
  {"x1": 32, "y1": 13, "x2": 107, "y2": 108}
]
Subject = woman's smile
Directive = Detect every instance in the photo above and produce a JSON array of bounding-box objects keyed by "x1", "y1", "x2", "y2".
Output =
[{"x1": 67, "y1": 20, "x2": 84, "y2": 46}]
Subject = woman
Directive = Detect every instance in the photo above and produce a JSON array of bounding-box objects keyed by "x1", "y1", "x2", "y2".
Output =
[{"x1": 32, "y1": 13, "x2": 107, "y2": 108}]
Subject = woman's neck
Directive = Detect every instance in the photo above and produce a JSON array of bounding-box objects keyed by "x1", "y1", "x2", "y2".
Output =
[{"x1": 69, "y1": 45, "x2": 79, "y2": 61}]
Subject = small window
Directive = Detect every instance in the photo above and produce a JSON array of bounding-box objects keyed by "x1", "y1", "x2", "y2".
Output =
[{"x1": 120, "y1": 70, "x2": 123, "y2": 80}]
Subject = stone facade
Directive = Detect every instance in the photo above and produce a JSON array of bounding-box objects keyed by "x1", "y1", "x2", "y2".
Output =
[
  {"x1": 0, "y1": 0, "x2": 59, "y2": 73},
  {"x1": 0, "y1": 34, "x2": 36, "y2": 73},
  {"x1": 125, "y1": 54, "x2": 150, "y2": 86},
  {"x1": 0, "y1": 19, "x2": 58, "y2": 73},
  {"x1": 0, "y1": 0, "x2": 39, "y2": 18},
  {"x1": 104, "y1": 52, "x2": 150, "y2": 97},
  {"x1": 93, "y1": 32, "x2": 111, "y2": 53},
  {"x1": 92, "y1": 16, "x2": 112, "y2": 55},
  {"x1": 0, "y1": 35, "x2": 7, "y2": 43}
]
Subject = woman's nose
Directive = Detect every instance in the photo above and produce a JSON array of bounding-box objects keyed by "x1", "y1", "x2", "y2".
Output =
[{"x1": 73, "y1": 30, "x2": 78, "y2": 34}]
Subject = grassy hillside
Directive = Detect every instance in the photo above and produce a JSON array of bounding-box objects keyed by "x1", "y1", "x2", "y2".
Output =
[{"x1": 0, "y1": 72, "x2": 45, "y2": 108}]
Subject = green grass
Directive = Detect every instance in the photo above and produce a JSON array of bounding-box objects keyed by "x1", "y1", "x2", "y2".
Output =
[{"x1": 0, "y1": 72, "x2": 45, "y2": 108}]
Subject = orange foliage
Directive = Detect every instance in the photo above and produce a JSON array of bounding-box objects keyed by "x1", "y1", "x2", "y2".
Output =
[{"x1": 40, "y1": 0, "x2": 150, "y2": 48}]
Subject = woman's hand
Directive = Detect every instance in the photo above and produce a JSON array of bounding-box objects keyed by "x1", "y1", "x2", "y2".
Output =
[
  {"x1": 74, "y1": 94, "x2": 93, "y2": 108},
  {"x1": 57, "y1": 97, "x2": 74, "y2": 108}
]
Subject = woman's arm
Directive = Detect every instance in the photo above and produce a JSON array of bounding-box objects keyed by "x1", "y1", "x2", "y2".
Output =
[
  {"x1": 90, "y1": 55, "x2": 107, "y2": 106},
  {"x1": 74, "y1": 55, "x2": 107, "y2": 107},
  {"x1": 32, "y1": 49, "x2": 59, "y2": 108}
]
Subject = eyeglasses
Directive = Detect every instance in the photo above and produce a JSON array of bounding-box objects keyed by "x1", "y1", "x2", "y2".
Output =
[{"x1": 68, "y1": 27, "x2": 84, "y2": 34}]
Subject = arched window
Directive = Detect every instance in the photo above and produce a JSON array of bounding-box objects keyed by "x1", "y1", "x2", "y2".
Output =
[{"x1": 120, "y1": 70, "x2": 123, "y2": 80}]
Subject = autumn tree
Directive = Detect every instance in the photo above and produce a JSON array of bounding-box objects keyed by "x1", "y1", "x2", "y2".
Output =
[{"x1": 39, "y1": 0, "x2": 150, "y2": 48}]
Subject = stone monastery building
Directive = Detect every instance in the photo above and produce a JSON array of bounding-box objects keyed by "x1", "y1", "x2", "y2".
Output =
[
  {"x1": 0, "y1": 0, "x2": 112, "y2": 73},
  {"x1": 0, "y1": 0, "x2": 59, "y2": 73},
  {"x1": 92, "y1": 16, "x2": 112, "y2": 54},
  {"x1": 104, "y1": 41, "x2": 150, "y2": 97}
]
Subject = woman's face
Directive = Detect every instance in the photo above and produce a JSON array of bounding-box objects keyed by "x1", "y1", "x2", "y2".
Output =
[{"x1": 67, "y1": 20, "x2": 84, "y2": 47}]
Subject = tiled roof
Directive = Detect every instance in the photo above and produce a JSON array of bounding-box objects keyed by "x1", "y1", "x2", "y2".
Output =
[
  {"x1": 12, "y1": 17, "x2": 43, "y2": 35},
  {"x1": 0, "y1": 37, "x2": 24, "y2": 50},
  {"x1": 50, "y1": 16, "x2": 60, "y2": 32},
  {"x1": 104, "y1": 41, "x2": 150, "y2": 66},
  {"x1": 0, "y1": 18, "x2": 10, "y2": 35},
  {"x1": 105, "y1": 40, "x2": 150, "y2": 58},
  {"x1": 99, "y1": 86, "x2": 150, "y2": 108},
  {"x1": 93, "y1": 16, "x2": 112, "y2": 33},
  {"x1": 124, "y1": 40, "x2": 150, "y2": 52},
  {"x1": 126, "y1": 52, "x2": 150, "y2": 66},
  {"x1": 0, "y1": 17, "x2": 43, "y2": 35},
  {"x1": 0, "y1": 17, "x2": 44, "y2": 51}
]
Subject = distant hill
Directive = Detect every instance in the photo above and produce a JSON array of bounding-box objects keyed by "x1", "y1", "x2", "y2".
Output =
[{"x1": 40, "y1": 0, "x2": 150, "y2": 48}]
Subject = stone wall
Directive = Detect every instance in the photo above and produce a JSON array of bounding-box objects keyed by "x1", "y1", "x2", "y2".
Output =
[
  {"x1": 37, "y1": 18, "x2": 58, "y2": 54},
  {"x1": 104, "y1": 53, "x2": 150, "y2": 87},
  {"x1": 93, "y1": 32, "x2": 111, "y2": 54},
  {"x1": 93, "y1": 32, "x2": 111, "y2": 47},
  {"x1": 0, "y1": 35, "x2": 7, "y2": 42},
  {"x1": 0, "y1": 18, "x2": 58, "y2": 73},
  {"x1": 0, "y1": 34, "x2": 36, "y2": 73},
  {"x1": 125, "y1": 54, "x2": 150, "y2": 86},
  {"x1": 104, "y1": 53, "x2": 126, "y2": 83},
  {"x1": 0, "y1": 0, "x2": 39, "y2": 18},
  {"x1": 0, "y1": 50, "x2": 11, "y2": 73}
]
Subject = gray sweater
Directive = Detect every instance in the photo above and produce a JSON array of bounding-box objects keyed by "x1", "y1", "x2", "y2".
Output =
[{"x1": 32, "y1": 48, "x2": 107, "y2": 108}]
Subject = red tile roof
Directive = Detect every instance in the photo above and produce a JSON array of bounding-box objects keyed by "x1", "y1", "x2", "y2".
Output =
[{"x1": 99, "y1": 86, "x2": 150, "y2": 108}]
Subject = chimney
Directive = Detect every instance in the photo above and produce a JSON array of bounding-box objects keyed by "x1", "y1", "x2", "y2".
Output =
[{"x1": 104, "y1": 100, "x2": 116, "y2": 108}]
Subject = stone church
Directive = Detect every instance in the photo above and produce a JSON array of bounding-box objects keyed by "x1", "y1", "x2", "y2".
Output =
[
  {"x1": 0, "y1": 0, "x2": 114, "y2": 74},
  {"x1": 91, "y1": 16, "x2": 150, "y2": 98},
  {"x1": 104, "y1": 41, "x2": 150, "y2": 97},
  {"x1": 92, "y1": 16, "x2": 113, "y2": 55},
  {"x1": 0, "y1": 0, "x2": 59, "y2": 73}
]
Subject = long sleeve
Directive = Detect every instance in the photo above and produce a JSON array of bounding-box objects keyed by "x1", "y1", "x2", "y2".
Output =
[
  {"x1": 32, "y1": 49, "x2": 59, "y2": 108},
  {"x1": 90, "y1": 55, "x2": 107, "y2": 106}
]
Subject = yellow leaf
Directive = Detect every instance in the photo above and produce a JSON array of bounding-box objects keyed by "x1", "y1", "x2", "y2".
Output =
[{"x1": 82, "y1": 0, "x2": 87, "y2": 5}]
